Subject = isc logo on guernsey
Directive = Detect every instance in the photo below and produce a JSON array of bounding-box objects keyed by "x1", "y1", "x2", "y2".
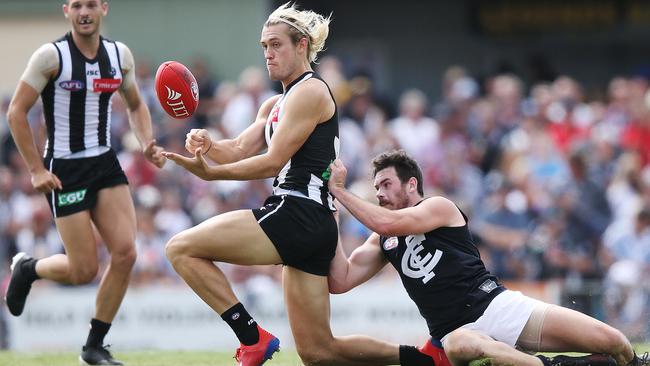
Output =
[{"x1": 164, "y1": 86, "x2": 190, "y2": 118}]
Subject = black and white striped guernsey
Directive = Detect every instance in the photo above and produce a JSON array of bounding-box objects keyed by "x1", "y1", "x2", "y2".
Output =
[
  {"x1": 264, "y1": 71, "x2": 339, "y2": 210},
  {"x1": 42, "y1": 32, "x2": 124, "y2": 159}
]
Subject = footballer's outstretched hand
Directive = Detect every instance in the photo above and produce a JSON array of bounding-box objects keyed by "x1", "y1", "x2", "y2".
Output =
[
  {"x1": 144, "y1": 139, "x2": 166, "y2": 168},
  {"x1": 162, "y1": 148, "x2": 215, "y2": 180}
]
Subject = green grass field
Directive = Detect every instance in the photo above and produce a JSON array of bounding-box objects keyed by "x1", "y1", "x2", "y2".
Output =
[
  {"x1": 0, "y1": 350, "x2": 303, "y2": 366},
  {"x1": 1, "y1": 345, "x2": 648, "y2": 366}
]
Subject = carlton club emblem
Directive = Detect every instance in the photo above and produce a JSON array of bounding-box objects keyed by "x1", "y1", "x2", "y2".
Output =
[
  {"x1": 401, "y1": 234, "x2": 442, "y2": 284},
  {"x1": 383, "y1": 237, "x2": 399, "y2": 250}
]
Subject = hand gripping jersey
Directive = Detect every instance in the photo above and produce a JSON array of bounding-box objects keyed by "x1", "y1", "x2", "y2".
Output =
[
  {"x1": 42, "y1": 32, "x2": 124, "y2": 159},
  {"x1": 380, "y1": 201, "x2": 505, "y2": 339},
  {"x1": 264, "y1": 71, "x2": 339, "y2": 210}
]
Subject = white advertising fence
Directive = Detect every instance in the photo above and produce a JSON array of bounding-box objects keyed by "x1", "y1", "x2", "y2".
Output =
[
  {"x1": 7, "y1": 279, "x2": 430, "y2": 351},
  {"x1": 6, "y1": 279, "x2": 561, "y2": 351}
]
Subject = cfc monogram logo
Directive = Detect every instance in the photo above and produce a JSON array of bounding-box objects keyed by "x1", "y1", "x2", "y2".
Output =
[{"x1": 401, "y1": 234, "x2": 442, "y2": 284}]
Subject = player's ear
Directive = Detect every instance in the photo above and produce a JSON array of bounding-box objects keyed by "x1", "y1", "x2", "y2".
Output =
[
  {"x1": 63, "y1": 3, "x2": 69, "y2": 18},
  {"x1": 409, "y1": 177, "x2": 417, "y2": 193},
  {"x1": 101, "y1": 1, "x2": 108, "y2": 16},
  {"x1": 299, "y1": 36, "x2": 308, "y2": 54}
]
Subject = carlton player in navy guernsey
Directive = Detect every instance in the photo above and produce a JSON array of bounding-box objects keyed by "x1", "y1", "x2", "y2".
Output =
[
  {"x1": 5, "y1": 1, "x2": 164, "y2": 365},
  {"x1": 328, "y1": 150, "x2": 648, "y2": 366}
]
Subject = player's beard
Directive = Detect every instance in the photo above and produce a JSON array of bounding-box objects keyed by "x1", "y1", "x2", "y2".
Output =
[
  {"x1": 380, "y1": 188, "x2": 410, "y2": 210},
  {"x1": 394, "y1": 189, "x2": 410, "y2": 210}
]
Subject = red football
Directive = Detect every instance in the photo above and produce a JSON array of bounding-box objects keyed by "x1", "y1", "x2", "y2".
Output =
[{"x1": 154, "y1": 61, "x2": 199, "y2": 119}]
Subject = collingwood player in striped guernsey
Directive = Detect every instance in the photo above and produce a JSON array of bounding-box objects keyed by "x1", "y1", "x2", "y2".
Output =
[
  {"x1": 162, "y1": 3, "x2": 442, "y2": 366},
  {"x1": 5, "y1": 1, "x2": 165, "y2": 365},
  {"x1": 327, "y1": 150, "x2": 648, "y2": 366}
]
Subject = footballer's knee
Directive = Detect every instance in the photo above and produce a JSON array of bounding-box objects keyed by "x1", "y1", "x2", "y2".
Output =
[
  {"x1": 110, "y1": 244, "x2": 136, "y2": 271},
  {"x1": 69, "y1": 263, "x2": 98, "y2": 285},
  {"x1": 296, "y1": 340, "x2": 337, "y2": 366},
  {"x1": 165, "y1": 232, "x2": 190, "y2": 264},
  {"x1": 296, "y1": 348, "x2": 326, "y2": 366},
  {"x1": 594, "y1": 325, "x2": 631, "y2": 356},
  {"x1": 444, "y1": 329, "x2": 487, "y2": 361},
  {"x1": 298, "y1": 353, "x2": 336, "y2": 366}
]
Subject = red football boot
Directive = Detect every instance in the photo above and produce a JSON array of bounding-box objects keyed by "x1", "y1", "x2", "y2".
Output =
[
  {"x1": 234, "y1": 326, "x2": 280, "y2": 366},
  {"x1": 419, "y1": 338, "x2": 452, "y2": 366}
]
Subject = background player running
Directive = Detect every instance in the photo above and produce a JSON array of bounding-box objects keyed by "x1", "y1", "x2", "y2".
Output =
[{"x1": 5, "y1": 1, "x2": 165, "y2": 364}]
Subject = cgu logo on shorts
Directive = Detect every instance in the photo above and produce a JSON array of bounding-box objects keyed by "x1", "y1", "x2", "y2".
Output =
[
  {"x1": 164, "y1": 86, "x2": 190, "y2": 118},
  {"x1": 59, "y1": 80, "x2": 85, "y2": 91},
  {"x1": 57, "y1": 189, "x2": 87, "y2": 207}
]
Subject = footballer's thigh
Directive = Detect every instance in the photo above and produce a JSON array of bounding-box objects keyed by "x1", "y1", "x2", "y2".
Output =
[
  {"x1": 91, "y1": 184, "x2": 137, "y2": 264},
  {"x1": 167, "y1": 209, "x2": 283, "y2": 265},
  {"x1": 538, "y1": 305, "x2": 631, "y2": 357}
]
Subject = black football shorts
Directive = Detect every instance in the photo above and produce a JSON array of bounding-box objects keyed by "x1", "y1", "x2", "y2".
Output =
[
  {"x1": 43, "y1": 149, "x2": 129, "y2": 218},
  {"x1": 252, "y1": 195, "x2": 337, "y2": 276}
]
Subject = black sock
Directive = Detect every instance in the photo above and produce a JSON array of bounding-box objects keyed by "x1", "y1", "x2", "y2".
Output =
[
  {"x1": 85, "y1": 318, "x2": 111, "y2": 348},
  {"x1": 399, "y1": 345, "x2": 435, "y2": 366},
  {"x1": 221, "y1": 303, "x2": 259, "y2": 346},
  {"x1": 21, "y1": 258, "x2": 40, "y2": 282},
  {"x1": 537, "y1": 355, "x2": 552, "y2": 366}
]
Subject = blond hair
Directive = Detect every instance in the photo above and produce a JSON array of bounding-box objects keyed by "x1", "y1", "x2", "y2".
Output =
[{"x1": 265, "y1": 2, "x2": 331, "y2": 63}]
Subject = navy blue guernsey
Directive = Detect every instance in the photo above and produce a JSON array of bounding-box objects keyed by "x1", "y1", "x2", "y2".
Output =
[
  {"x1": 264, "y1": 71, "x2": 339, "y2": 210},
  {"x1": 380, "y1": 200, "x2": 505, "y2": 339}
]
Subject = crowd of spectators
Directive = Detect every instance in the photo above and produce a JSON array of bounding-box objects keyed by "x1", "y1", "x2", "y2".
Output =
[{"x1": 1, "y1": 55, "x2": 649, "y2": 341}]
